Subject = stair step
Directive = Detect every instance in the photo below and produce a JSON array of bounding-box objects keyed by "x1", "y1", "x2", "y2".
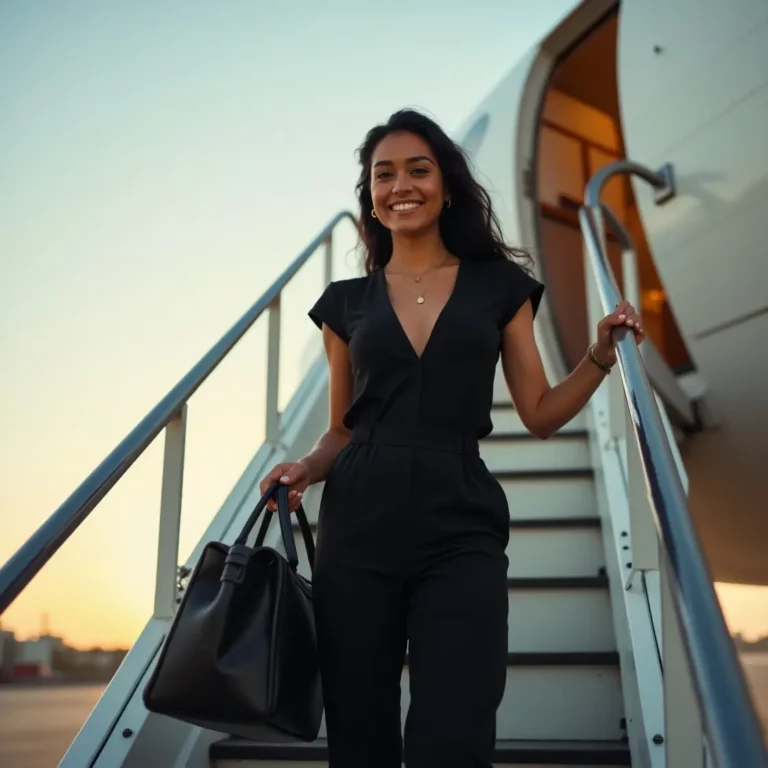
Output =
[
  {"x1": 295, "y1": 462, "x2": 597, "y2": 528},
  {"x1": 490, "y1": 405, "x2": 588, "y2": 435},
  {"x1": 506, "y1": 578, "x2": 615, "y2": 652},
  {"x1": 398, "y1": 652, "x2": 619, "y2": 666},
  {"x1": 494, "y1": 468, "x2": 593, "y2": 481},
  {"x1": 289, "y1": 522, "x2": 605, "y2": 582},
  {"x1": 211, "y1": 737, "x2": 630, "y2": 766},
  {"x1": 507, "y1": 576, "x2": 608, "y2": 588},
  {"x1": 506, "y1": 526, "x2": 605, "y2": 579},
  {"x1": 295, "y1": 517, "x2": 600, "y2": 535},
  {"x1": 508, "y1": 517, "x2": 600, "y2": 529},
  {"x1": 502, "y1": 652, "x2": 618, "y2": 665},
  {"x1": 498, "y1": 472, "x2": 597, "y2": 522},
  {"x1": 282, "y1": 658, "x2": 623, "y2": 742},
  {"x1": 481, "y1": 434, "x2": 591, "y2": 473},
  {"x1": 484, "y1": 430, "x2": 589, "y2": 442}
]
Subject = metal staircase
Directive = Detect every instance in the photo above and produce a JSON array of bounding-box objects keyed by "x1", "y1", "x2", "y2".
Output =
[
  {"x1": 210, "y1": 405, "x2": 632, "y2": 767},
  {"x1": 0, "y1": 160, "x2": 765, "y2": 768}
]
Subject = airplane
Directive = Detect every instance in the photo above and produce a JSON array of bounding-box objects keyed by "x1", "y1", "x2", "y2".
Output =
[{"x1": 0, "y1": 0, "x2": 765, "y2": 765}]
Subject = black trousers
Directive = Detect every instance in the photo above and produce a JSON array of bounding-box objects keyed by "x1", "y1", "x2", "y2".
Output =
[{"x1": 313, "y1": 425, "x2": 510, "y2": 768}]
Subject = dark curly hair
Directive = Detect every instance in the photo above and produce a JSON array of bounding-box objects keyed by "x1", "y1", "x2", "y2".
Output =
[{"x1": 355, "y1": 108, "x2": 532, "y2": 275}]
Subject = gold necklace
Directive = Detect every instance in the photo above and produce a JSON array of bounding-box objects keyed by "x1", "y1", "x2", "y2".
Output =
[{"x1": 384, "y1": 259, "x2": 453, "y2": 304}]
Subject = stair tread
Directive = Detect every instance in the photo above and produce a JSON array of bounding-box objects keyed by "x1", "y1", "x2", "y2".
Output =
[
  {"x1": 295, "y1": 517, "x2": 600, "y2": 532},
  {"x1": 502, "y1": 651, "x2": 618, "y2": 665},
  {"x1": 211, "y1": 737, "x2": 631, "y2": 764},
  {"x1": 494, "y1": 468, "x2": 594, "y2": 480},
  {"x1": 401, "y1": 651, "x2": 618, "y2": 666},
  {"x1": 484, "y1": 430, "x2": 588, "y2": 442},
  {"x1": 507, "y1": 575, "x2": 609, "y2": 589},
  {"x1": 508, "y1": 516, "x2": 600, "y2": 529}
]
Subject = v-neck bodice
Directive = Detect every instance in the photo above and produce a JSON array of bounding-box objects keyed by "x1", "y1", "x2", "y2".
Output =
[
  {"x1": 308, "y1": 258, "x2": 544, "y2": 440},
  {"x1": 379, "y1": 261, "x2": 462, "y2": 361}
]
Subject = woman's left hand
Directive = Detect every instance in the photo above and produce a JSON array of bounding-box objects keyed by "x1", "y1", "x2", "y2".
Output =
[{"x1": 593, "y1": 300, "x2": 645, "y2": 365}]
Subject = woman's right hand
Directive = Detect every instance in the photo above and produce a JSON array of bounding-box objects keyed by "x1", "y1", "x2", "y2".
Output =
[{"x1": 259, "y1": 461, "x2": 311, "y2": 513}]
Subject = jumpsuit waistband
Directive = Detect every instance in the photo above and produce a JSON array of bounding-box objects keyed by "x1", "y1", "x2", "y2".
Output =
[{"x1": 349, "y1": 424, "x2": 479, "y2": 456}]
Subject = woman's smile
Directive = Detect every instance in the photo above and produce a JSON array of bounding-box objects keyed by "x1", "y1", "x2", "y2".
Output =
[{"x1": 389, "y1": 200, "x2": 424, "y2": 214}]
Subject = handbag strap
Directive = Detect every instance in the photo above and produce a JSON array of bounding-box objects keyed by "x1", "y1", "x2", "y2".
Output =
[
  {"x1": 234, "y1": 480, "x2": 279, "y2": 547},
  {"x1": 238, "y1": 481, "x2": 315, "y2": 573}
]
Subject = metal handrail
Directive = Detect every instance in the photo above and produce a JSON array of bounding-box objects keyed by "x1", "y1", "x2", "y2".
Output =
[
  {"x1": 0, "y1": 210, "x2": 358, "y2": 615},
  {"x1": 579, "y1": 160, "x2": 766, "y2": 767},
  {"x1": 598, "y1": 202, "x2": 696, "y2": 428}
]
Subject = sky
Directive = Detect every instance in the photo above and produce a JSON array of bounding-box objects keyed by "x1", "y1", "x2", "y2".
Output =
[{"x1": 0, "y1": 0, "x2": 765, "y2": 650}]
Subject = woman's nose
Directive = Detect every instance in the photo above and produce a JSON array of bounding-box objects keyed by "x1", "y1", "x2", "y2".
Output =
[{"x1": 391, "y1": 171, "x2": 413, "y2": 194}]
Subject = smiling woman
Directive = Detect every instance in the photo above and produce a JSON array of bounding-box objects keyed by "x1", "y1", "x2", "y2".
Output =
[
  {"x1": 355, "y1": 109, "x2": 533, "y2": 277},
  {"x1": 258, "y1": 108, "x2": 645, "y2": 768}
]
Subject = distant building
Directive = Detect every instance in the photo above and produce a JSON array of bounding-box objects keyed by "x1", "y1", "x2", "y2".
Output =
[
  {"x1": 0, "y1": 627, "x2": 129, "y2": 683},
  {"x1": 14, "y1": 634, "x2": 66, "y2": 679},
  {"x1": 0, "y1": 626, "x2": 18, "y2": 681}
]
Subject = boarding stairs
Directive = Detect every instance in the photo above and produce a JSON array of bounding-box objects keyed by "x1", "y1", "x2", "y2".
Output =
[{"x1": 0, "y1": 163, "x2": 764, "y2": 768}]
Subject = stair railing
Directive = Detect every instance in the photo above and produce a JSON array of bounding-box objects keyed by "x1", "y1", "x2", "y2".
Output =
[
  {"x1": 578, "y1": 160, "x2": 766, "y2": 768},
  {"x1": 0, "y1": 211, "x2": 358, "y2": 618},
  {"x1": 598, "y1": 202, "x2": 697, "y2": 430}
]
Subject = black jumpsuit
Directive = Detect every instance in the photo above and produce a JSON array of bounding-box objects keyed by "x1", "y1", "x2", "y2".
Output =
[{"x1": 308, "y1": 257, "x2": 544, "y2": 768}]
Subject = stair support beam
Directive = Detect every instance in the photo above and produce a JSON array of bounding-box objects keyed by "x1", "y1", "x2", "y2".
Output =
[
  {"x1": 265, "y1": 297, "x2": 282, "y2": 446},
  {"x1": 154, "y1": 404, "x2": 187, "y2": 620}
]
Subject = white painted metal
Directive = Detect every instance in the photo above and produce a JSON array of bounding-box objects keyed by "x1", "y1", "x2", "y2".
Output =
[
  {"x1": 490, "y1": 406, "x2": 587, "y2": 434},
  {"x1": 498, "y1": 475, "x2": 596, "y2": 520},
  {"x1": 265, "y1": 298, "x2": 282, "y2": 446},
  {"x1": 661, "y1": 555, "x2": 705, "y2": 766},
  {"x1": 507, "y1": 587, "x2": 616, "y2": 652},
  {"x1": 621, "y1": 243, "x2": 640, "y2": 311},
  {"x1": 59, "y1": 619, "x2": 168, "y2": 768},
  {"x1": 406, "y1": 665, "x2": 625, "y2": 741},
  {"x1": 480, "y1": 434, "x2": 591, "y2": 472},
  {"x1": 617, "y1": 0, "x2": 768, "y2": 584},
  {"x1": 491, "y1": 664, "x2": 624, "y2": 740},
  {"x1": 154, "y1": 405, "x2": 187, "y2": 620},
  {"x1": 322, "y1": 234, "x2": 333, "y2": 288},
  {"x1": 506, "y1": 528, "x2": 604, "y2": 579},
  {"x1": 587, "y1": 390, "x2": 667, "y2": 768},
  {"x1": 625, "y1": 406, "x2": 659, "y2": 582}
]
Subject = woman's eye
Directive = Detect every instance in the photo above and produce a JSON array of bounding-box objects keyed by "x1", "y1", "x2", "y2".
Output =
[
  {"x1": 411, "y1": 167, "x2": 428, "y2": 176},
  {"x1": 376, "y1": 171, "x2": 392, "y2": 180}
]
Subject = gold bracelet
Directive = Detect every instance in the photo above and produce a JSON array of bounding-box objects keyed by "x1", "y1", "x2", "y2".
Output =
[{"x1": 587, "y1": 343, "x2": 613, "y2": 374}]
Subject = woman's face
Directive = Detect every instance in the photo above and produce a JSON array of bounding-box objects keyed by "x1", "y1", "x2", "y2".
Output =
[{"x1": 370, "y1": 130, "x2": 448, "y2": 236}]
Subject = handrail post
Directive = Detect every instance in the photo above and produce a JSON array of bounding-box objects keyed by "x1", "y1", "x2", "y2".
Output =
[
  {"x1": 324, "y1": 233, "x2": 333, "y2": 286},
  {"x1": 583, "y1": 206, "x2": 626, "y2": 444},
  {"x1": 265, "y1": 296, "x2": 281, "y2": 446},
  {"x1": 625, "y1": 407, "x2": 659, "y2": 586},
  {"x1": 154, "y1": 404, "x2": 187, "y2": 619},
  {"x1": 661, "y1": 552, "x2": 705, "y2": 765}
]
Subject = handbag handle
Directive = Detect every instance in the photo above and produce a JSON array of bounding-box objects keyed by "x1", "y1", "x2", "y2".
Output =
[{"x1": 234, "y1": 481, "x2": 315, "y2": 573}]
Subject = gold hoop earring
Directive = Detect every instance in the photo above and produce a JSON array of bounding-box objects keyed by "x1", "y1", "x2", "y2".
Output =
[{"x1": 371, "y1": 209, "x2": 378, "y2": 219}]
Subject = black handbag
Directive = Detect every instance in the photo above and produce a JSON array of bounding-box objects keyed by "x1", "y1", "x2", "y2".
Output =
[{"x1": 143, "y1": 481, "x2": 322, "y2": 742}]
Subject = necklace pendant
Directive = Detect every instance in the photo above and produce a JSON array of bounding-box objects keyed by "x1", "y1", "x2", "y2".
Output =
[
  {"x1": 415, "y1": 276, "x2": 421, "y2": 283},
  {"x1": 417, "y1": 296, "x2": 425, "y2": 304}
]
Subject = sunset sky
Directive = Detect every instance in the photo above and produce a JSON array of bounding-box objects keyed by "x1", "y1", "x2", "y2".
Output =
[{"x1": 1, "y1": 1, "x2": 766, "y2": 650}]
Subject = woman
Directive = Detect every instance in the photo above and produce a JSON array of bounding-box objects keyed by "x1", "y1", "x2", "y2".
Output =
[{"x1": 260, "y1": 109, "x2": 643, "y2": 767}]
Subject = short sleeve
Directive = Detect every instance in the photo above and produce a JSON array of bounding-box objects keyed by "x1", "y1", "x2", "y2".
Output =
[
  {"x1": 308, "y1": 281, "x2": 349, "y2": 343},
  {"x1": 500, "y1": 260, "x2": 545, "y2": 327}
]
